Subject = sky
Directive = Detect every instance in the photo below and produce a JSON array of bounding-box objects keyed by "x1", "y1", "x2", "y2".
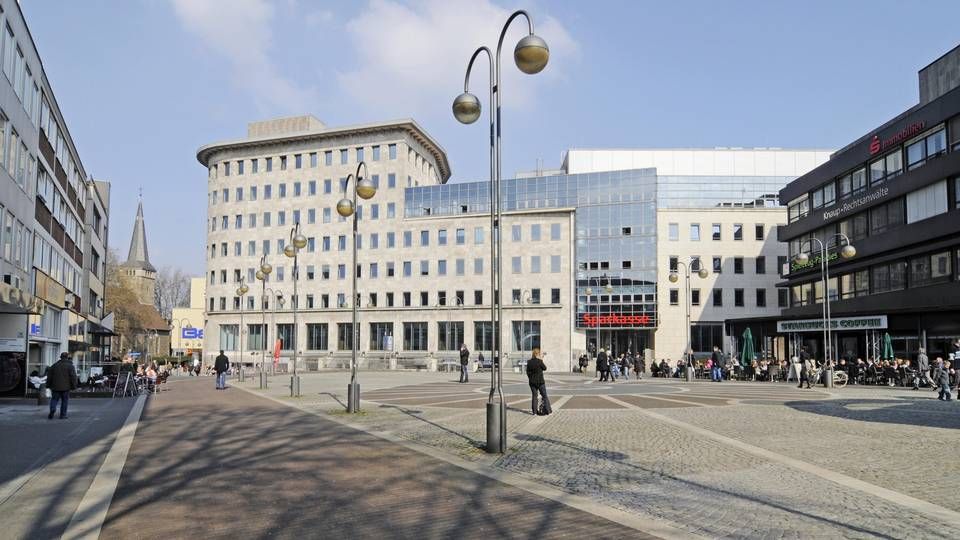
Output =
[{"x1": 18, "y1": 0, "x2": 960, "y2": 276}]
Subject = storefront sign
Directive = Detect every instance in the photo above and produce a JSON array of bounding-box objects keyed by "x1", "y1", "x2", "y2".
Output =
[
  {"x1": 33, "y1": 271, "x2": 66, "y2": 307},
  {"x1": 181, "y1": 328, "x2": 204, "y2": 339},
  {"x1": 580, "y1": 313, "x2": 654, "y2": 328},
  {"x1": 790, "y1": 251, "x2": 838, "y2": 273},
  {"x1": 822, "y1": 186, "x2": 889, "y2": 221},
  {"x1": 0, "y1": 337, "x2": 25, "y2": 352},
  {"x1": 777, "y1": 315, "x2": 888, "y2": 333},
  {"x1": 869, "y1": 121, "x2": 925, "y2": 155}
]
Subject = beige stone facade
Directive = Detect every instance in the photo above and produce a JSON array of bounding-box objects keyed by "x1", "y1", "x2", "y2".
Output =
[
  {"x1": 199, "y1": 117, "x2": 577, "y2": 372},
  {"x1": 655, "y1": 208, "x2": 788, "y2": 363},
  {"x1": 171, "y1": 277, "x2": 205, "y2": 358}
]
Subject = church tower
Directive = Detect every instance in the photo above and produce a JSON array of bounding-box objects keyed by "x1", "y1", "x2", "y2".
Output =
[{"x1": 122, "y1": 198, "x2": 157, "y2": 305}]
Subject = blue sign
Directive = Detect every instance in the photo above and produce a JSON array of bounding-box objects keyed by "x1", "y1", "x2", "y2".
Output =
[
  {"x1": 30, "y1": 323, "x2": 40, "y2": 336},
  {"x1": 181, "y1": 328, "x2": 203, "y2": 339}
]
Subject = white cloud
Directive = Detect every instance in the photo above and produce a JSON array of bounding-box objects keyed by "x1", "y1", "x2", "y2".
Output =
[
  {"x1": 171, "y1": 0, "x2": 315, "y2": 112},
  {"x1": 338, "y1": 0, "x2": 577, "y2": 117}
]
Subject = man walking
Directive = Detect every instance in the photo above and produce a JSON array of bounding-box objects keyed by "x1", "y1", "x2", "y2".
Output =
[
  {"x1": 459, "y1": 343, "x2": 470, "y2": 383},
  {"x1": 934, "y1": 358, "x2": 952, "y2": 401},
  {"x1": 597, "y1": 348, "x2": 609, "y2": 382},
  {"x1": 45, "y1": 352, "x2": 78, "y2": 419},
  {"x1": 710, "y1": 346, "x2": 723, "y2": 382},
  {"x1": 214, "y1": 350, "x2": 229, "y2": 390},
  {"x1": 914, "y1": 348, "x2": 934, "y2": 390}
]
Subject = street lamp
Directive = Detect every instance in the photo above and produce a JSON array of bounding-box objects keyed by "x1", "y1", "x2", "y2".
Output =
[
  {"x1": 235, "y1": 278, "x2": 249, "y2": 380},
  {"x1": 255, "y1": 255, "x2": 273, "y2": 388},
  {"x1": 793, "y1": 233, "x2": 856, "y2": 387},
  {"x1": 284, "y1": 223, "x2": 308, "y2": 397},
  {"x1": 585, "y1": 275, "x2": 613, "y2": 359},
  {"x1": 172, "y1": 318, "x2": 192, "y2": 357},
  {"x1": 668, "y1": 261, "x2": 709, "y2": 381},
  {"x1": 453, "y1": 9, "x2": 549, "y2": 454},
  {"x1": 337, "y1": 161, "x2": 377, "y2": 413}
]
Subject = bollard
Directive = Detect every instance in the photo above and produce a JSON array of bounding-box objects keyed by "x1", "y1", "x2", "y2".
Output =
[
  {"x1": 259, "y1": 370, "x2": 269, "y2": 389},
  {"x1": 486, "y1": 402, "x2": 500, "y2": 453},
  {"x1": 347, "y1": 381, "x2": 360, "y2": 412},
  {"x1": 825, "y1": 368, "x2": 834, "y2": 389},
  {"x1": 291, "y1": 374, "x2": 300, "y2": 397},
  {"x1": 685, "y1": 366, "x2": 695, "y2": 382},
  {"x1": 239, "y1": 367, "x2": 245, "y2": 383}
]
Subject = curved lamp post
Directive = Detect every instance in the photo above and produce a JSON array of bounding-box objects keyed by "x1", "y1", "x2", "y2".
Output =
[
  {"x1": 255, "y1": 255, "x2": 273, "y2": 388},
  {"x1": 283, "y1": 223, "x2": 308, "y2": 396},
  {"x1": 336, "y1": 161, "x2": 377, "y2": 413},
  {"x1": 235, "y1": 278, "x2": 249, "y2": 380},
  {"x1": 793, "y1": 233, "x2": 855, "y2": 387},
  {"x1": 453, "y1": 9, "x2": 549, "y2": 454},
  {"x1": 668, "y1": 261, "x2": 709, "y2": 381}
]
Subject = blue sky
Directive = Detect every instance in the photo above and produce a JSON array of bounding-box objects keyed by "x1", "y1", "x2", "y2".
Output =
[{"x1": 19, "y1": 0, "x2": 960, "y2": 275}]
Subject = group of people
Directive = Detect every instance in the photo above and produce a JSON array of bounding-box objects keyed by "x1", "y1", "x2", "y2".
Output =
[{"x1": 592, "y1": 349, "x2": 645, "y2": 381}]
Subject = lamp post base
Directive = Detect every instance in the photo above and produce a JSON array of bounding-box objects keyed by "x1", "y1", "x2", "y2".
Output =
[
  {"x1": 347, "y1": 381, "x2": 360, "y2": 412},
  {"x1": 685, "y1": 366, "x2": 695, "y2": 382},
  {"x1": 239, "y1": 367, "x2": 245, "y2": 383},
  {"x1": 291, "y1": 374, "x2": 300, "y2": 397},
  {"x1": 259, "y1": 370, "x2": 269, "y2": 389},
  {"x1": 486, "y1": 402, "x2": 501, "y2": 453},
  {"x1": 825, "y1": 368, "x2": 834, "y2": 389}
]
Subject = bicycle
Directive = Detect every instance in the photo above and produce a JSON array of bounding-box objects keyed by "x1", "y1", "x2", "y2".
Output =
[{"x1": 809, "y1": 367, "x2": 848, "y2": 388}]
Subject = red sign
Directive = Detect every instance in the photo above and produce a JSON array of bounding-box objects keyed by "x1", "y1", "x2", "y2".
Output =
[
  {"x1": 273, "y1": 339, "x2": 281, "y2": 366},
  {"x1": 581, "y1": 313, "x2": 653, "y2": 327},
  {"x1": 869, "y1": 121, "x2": 924, "y2": 155}
]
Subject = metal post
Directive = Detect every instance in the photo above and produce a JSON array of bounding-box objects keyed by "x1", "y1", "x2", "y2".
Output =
[
  {"x1": 684, "y1": 263, "x2": 694, "y2": 382},
  {"x1": 291, "y1": 247, "x2": 301, "y2": 397},
  {"x1": 348, "y1": 182, "x2": 360, "y2": 413}
]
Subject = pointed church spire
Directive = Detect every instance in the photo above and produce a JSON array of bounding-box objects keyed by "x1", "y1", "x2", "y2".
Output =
[{"x1": 124, "y1": 197, "x2": 156, "y2": 272}]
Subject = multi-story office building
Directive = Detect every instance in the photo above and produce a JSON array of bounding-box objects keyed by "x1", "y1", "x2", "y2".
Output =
[
  {"x1": 561, "y1": 148, "x2": 830, "y2": 361},
  {"x1": 776, "y1": 45, "x2": 960, "y2": 361},
  {"x1": 199, "y1": 118, "x2": 829, "y2": 371},
  {"x1": 81, "y1": 179, "x2": 111, "y2": 365},
  {"x1": 0, "y1": 0, "x2": 106, "y2": 396},
  {"x1": 171, "y1": 277, "x2": 206, "y2": 361}
]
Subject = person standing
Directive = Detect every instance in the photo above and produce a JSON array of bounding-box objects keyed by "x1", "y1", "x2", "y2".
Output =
[
  {"x1": 526, "y1": 347, "x2": 551, "y2": 415},
  {"x1": 459, "y1": 343, "x2": 470, "y2": 383},
  {"x1": 710, "y1": 346, "x2": 723, "y2": 382},
  {"x1": 633, "y1": 353, "x2": 643, "y2": 380},
  {"x1": 597, "y1": 348, "x2": 609, "y2": 382},
  {"x1": 214, "y1": 350, "x2": 229, "y2": 390},
  {"x1": 914, "y1": 348, "x2": 933, "y2": 390},
  {"x1": 621, "y1": 354, "x2": 631, "y2": 380},
  {"x1": 45, "y1": 352, "x2": 78, "y2": 420},
  {"x1": 934, "y1": 358, "x2": 952, "y2": 401},
  {"x1": 800, "y1": 353, "x2": 814, "y2": 389}
]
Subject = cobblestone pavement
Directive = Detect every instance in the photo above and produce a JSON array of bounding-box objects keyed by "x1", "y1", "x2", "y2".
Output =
[{"x1": 236, "y1": 371, "x2": 960, "y2": 539}]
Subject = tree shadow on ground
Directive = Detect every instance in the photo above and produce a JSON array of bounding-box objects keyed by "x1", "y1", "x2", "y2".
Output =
[{"x1": 785, "y1": 397, "x2": 960, "y2": 429}]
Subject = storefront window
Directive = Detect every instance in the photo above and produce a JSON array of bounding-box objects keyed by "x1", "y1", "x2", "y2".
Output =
[{"x1": 403, "y1": 322, "x2": 428, "y2": 351}]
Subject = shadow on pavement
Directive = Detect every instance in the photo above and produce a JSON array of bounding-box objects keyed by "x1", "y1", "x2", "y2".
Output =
[{"x1": 785, "y1": 397, "x2": 960, "y2": 429}]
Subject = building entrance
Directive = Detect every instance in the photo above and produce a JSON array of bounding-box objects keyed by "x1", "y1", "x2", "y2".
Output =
[{"x1": 590, "y1": 329, "x2": 650, "y2": 359}]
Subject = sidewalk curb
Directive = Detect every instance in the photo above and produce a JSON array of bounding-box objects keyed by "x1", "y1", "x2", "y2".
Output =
[{"x1": 234, "y1": 384, "x2": 700, "y2": 540}]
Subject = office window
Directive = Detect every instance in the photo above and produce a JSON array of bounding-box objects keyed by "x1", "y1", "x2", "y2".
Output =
[
  {"x1": 669, "y1": 289, "x2": 679, "y2": 305},
  {"x1": 668, "y1": 223, "x2": 679, "y2": 241},
  {"x1": 711, "y1": 223, "x2": 721, "y2": 241},
  {"x1": 755, "y1": 224, "x2": 764, "y2": 241},
  {"x1": 475, "y1": 227, "x2": 484, "y2": 244},
  {"x1": 755, "y1": 256, "x2": 766, "y2": 274},
  {"x1": 223, "y1": 162, "x2": 231, "y2": 176},
  {"x1": 420, "y1": 230, "x2": 429, "y2": 246},
  {"x1": 733, "y1": 223, "x2": 743, "y2": 240},
  {"x1": 388, "y1": 144, "x2": 397, "y2": 159},
  {"x1": 356, "y1": 147, "x2": 364, "y2": 162},
  {"x1": 756, "y1": 289, "x2": 766, "y2": 307},
  {"x1": 734, "y1": 257, "x2": 743, "y2": 274},
  {"x1": 305, "y1": 323, "x2": 328, "y2": 350},
  {"x1": 474, "y1": 258, "x2": 483, "y2": 275},
  {"x1": 279, "y1": 183, "x2": 287, "y2": 198},
  {"x1": 734, "y1": 288, "x2": 744, "y2": 307},
  {"x1": 265, "y1": 157, "x2": 273, "y2": 171},
  {"x1": 689, "y1": 223, "x2": 700, "y2": 241},
  {"x1": 278, "y1": 211, "x2": 286, "y2": 226},
  {"x1": 438, "y1": 259, "x2": 447, "y2": 276},
  {"x1": 788, "y1": 197, "x2": 810, "y2": 223},
  {"x1": 906, "y1": 180, "x2": 948, "y2": 224},
  {"x1": 531, "y1": 224, "x2": 541, "y2": 241},
  {"x1": 474, "y1": 290, "x2": 483, "y2": 305},
  {"x1": 550, "y1": 255, "x2": 561, "y2": 273},
  {"x1": 909, "y1": 251, "x2": 952, "y2": 287},
  {"x1": 307, "y1": 208, "x2": 316, "y2": 224},
  {"x1": 511, "y1": 225, "x2": 521, "y2": 242},
  {"x1": 669, "y1": 256, "x2": 678, "y2": 272},
  {"x1": 251, "y1": 159, "x2": 259, "y2": 174},
  {"x1": 691, "y1": 289, "x2": 700, "y2": 306},
  {"x1": 403, "y1": 261, "x2": 412, "y2": 277},
  {"x1": 777, "y1": 288, "x2": 789, "y2": 307},
  {"x1": 456, "y1": 228, "x2": 465, "y2": 244},
  {"x1": 531, "y1": 256, "x2": 541, "y2": 273},
  {"x1": 386, "y1": 262, "x2": 395, "y2": 277},
  {"x1": 387, "y1": 232, "x2": 396, "y2": 248},
  {"x1": 294, "y1": 154, "x2": 302, "y2": 169},
  {"x1": 387, "y1": 173, "x2": 396, "y2": 189},
  {"x1": 551, "y1": 288, "x2": 560, "y2": 304},
  {"x1": 247, "y1": 240, "x2": 256, "y2": 256},
  {"x1": 276, "y1": 324, "x2": 294, "y2": 350},
  {"x1": 371, "y1": 146, "x2": 381, "y2": 161},
  {"x1": 455, "y1": 258, "x2": 465, "y2": 276},
  {"x1": 690, "y1": 255, "x2": 701, "y2": 272},
  {"x1": 420, "y1": 291, "x2": 429, "y2": 306},
  {"x1": 234, "y1": 241, "x2": 241, "y2": 256},
  {"x1": 438, "y1": 229, "x2": 447, "y2": 245},
  {"x1": 236, "y1": 187, "x2": 243, "y2": 201},
  {"x1": 370, "y1": 233, "x2": 379, "y2": 249},
  {"x1": 324, "y1": 151, "x2": 332, "y2": 166},
  {"x1": 512, "y1": 256, "x2": 521, "y2": 274},
  {"x1": 906, "y1": 127, "x2": 947, "y2": 170},
  {"x1": 712, "y1": 256, "x2": 722, "y2": 273},
  {"x1": 337, "y1": 323, "x2": 353, "y2": 351},
  {"x1": 870, "y1": 198, "x2": 905, "y2": 235},
  {"x1": 712, "y1": 288, "x2": 722, "y2": 307},
  {"x1": 338, "y1": 264, "x2": 346, "y2": 279},
  {"x1": 340, "y1": 149, "x2": 348, "y2": 164},
  {"x1": 546, "y1": 223, "x2": 560, "y2": 241}
]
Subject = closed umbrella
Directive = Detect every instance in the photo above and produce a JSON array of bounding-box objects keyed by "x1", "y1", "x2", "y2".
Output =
[
  {"x1": 741, "y1": 328, "x2": 755, "y2": 367},
  {"x1": 881, "y1": 332, "x2": 894, "y2": 360}
]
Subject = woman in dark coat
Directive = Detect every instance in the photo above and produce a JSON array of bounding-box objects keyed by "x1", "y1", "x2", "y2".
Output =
[
  {"x1": 596, "y1": 348, "x2": 610, "y2": 381},
  {"x1": 526, "y1": 347, "x2": 551, "y2": 415}
]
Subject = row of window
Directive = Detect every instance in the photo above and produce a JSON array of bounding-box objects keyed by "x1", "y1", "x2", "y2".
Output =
[
  {"x1": 209, "y1": 287, "x2": 562, "y2": 313},
  {"x1": 213, "y1": 144, "x2": 399, "y2": 179},
  {"x1": 788, "y1": 178, "x2": 957, "y2": 260},
  {"x1": 209, "y1": 254, "x2": 565, "y2": 286},
  {"x1": 221, "y1": 320, "x2": 540, "y2": 354},
  {"x1": 789, "y1": 118, "x2": 960, "y2": 223},
  {"x1": 669, "y1": 255, "x2": 787, "y2": 275},
  {"x1": 670, "y1": 287, "x2": 788, "y2": 308},
  {"x1": 210, "y1": 174, "x2": 406, "y2": 205},
  {"x1": 668, "y1": 222, "x2": 773, "y2": 242},
  {"x1": 791, "y1": 247, "x2": 960, "y2": 306}
]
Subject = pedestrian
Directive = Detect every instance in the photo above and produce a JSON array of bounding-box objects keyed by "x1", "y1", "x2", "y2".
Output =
[
  {"x1": 597, "y1": 348, "x2": 610, "y2": 381},
  {"x1": 477, "y1": 351, "x2": 485, "y2": 371},
  {"x1": 45, "y1": 352, "x2": 78, "y2": 420},
  {"x1": 914, "y1": 348, "x2": 933, "y2": 390},
  {"x1": 214, "y1": 350, "x2": 229, "y2": 390},
  {"x1": 633, "y1": 353, "x2": 643, "y2": 380},
  {"x1": 711, "y1": 346, "x2": 723, "y2": 382},
  {"x1": 526, "y1": 347, "x2": 551, "y2": 415},
  {"x1": 459, "y1": 343, "x2": 470, "y2": 383},
  {"x1": 621, "y1": 354, "x2": 631, "y2": 379},
  {"x1": 934, "y1": 358, "x2": 952, "y2": 401},
  {"x1": 799, "y1": 353, "x2": 814, "y2": 389}
]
